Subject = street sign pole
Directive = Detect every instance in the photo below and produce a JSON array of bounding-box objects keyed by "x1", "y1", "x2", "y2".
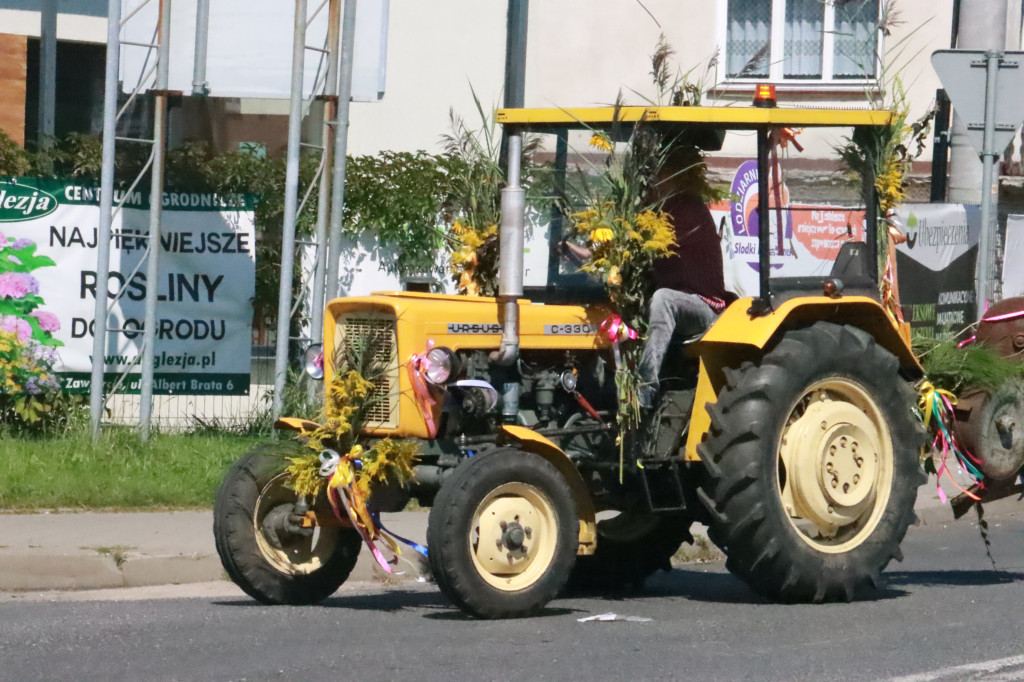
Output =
[
  {"x1": 932, "y1": 49, "x2": 1024, "y2": 321},
  {"x1": 977, "y1": 51, "x2": 1000, "y2": 319}
]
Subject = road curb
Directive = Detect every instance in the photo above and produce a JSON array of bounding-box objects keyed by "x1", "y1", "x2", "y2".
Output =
[{"x1": 0, "y1": 497, "x2": 1019, "y2": 594}]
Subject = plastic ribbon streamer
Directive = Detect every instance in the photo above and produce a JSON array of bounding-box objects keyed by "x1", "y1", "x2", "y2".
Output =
[
  {"x1": 918, "y1": 381, "x2": 984, "y2": 503},
  {"x1": 881, "y1": 255, "x2": 905, "y2": 325},
  {"x1": 407, "y1": 341, "x2": 439, "y2": 438},
  {"x1": 600, "y1": 314, "x2": 638, "y2": 368},
  {"x1": 769, "y1": 127, "x2": 803, "y2": 257},
  {"x1": 958, "y1": 306, "x2": 1024, "y2": 348},
  {"x1": 880, "y1": 214, "x2": 907, "y2": 326},
  {"x1": 323, "y1": 447, "x2": 427, "y2": 574}
]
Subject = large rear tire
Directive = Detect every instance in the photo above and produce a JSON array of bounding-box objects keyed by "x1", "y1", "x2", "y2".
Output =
[
  {"x1": 697, "y1": 322, "x2": 926, "y2": 602},
  {"x1": 214, "y1": 446, "x2": 361, "y2": 605},
  {"x1": 427, "y1": 448, "x2": 578, "y2": 619}
]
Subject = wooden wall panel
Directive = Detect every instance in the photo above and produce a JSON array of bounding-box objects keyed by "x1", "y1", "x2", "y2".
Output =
[{"x1": 0, "y1": 33, "x2": 27, "y2": 146}]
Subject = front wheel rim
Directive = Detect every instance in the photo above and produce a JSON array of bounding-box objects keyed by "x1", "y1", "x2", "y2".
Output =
[
  {"x1": 777, "y1": 378, "x2": 894, "y2": 554},
  {"x1": 253, "y1": 473, "x2": 338, "y2": 575},
  {"x1": 469, "y1": 482, "x2": 559, "y2": 591}
]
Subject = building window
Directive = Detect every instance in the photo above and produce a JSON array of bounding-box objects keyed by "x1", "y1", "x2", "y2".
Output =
[{"x1": 725, "y1": 0, "x2": 880, "y2": 83}]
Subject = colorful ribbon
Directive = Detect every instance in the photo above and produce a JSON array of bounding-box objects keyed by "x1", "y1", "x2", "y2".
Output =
[
  {"x1": 768, "y1": 127, "x2": 803, "y2": 256},
  {"x1": 407, "y1": 340, "x2": 439, "y2": 439},
  {"x1": 323, "y1": 446, "x2": 428, "y2": 574},
  {"x1": 600, "y1": 314, "x2": 639, "y2": 369},
  {"x1": 918, "y1": 381, "x2": 984, "y2": 503}
]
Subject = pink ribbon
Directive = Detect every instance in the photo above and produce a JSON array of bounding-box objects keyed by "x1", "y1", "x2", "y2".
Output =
[
  {"x1": 407, "y1": 340, "x2": 439, "y2": 438},
  {"x1": 600, "y1": 314, "x2": 638, "y2": 368},
  {"x1": 955, "y1": 306, "x2": 1024, "y2": 348},
  {"x1": 328, "y1": 486, "x2": 403, "y2": 573},
  {"x1": 600, "y1": 314, "x2": 639, "y2": 343},
  {"x1": 981, "y1": 308, "x2": 1024, "y2": 323}
]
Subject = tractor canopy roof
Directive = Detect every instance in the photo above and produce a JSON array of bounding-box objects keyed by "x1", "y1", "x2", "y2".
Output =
[{"x1": 497, "y1": 105, "x2": 893, "y2": 151}]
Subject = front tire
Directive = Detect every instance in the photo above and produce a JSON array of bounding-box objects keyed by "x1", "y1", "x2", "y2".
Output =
[
  {"x1": 214, "y1": 446, "x2": 362, "y2": 605},
  {"x1": 427, "y1": 448, "x2": 578, "y2": 619},
  {"x1": 697, "y1": 322, "x2": 926, "y2": 602}
]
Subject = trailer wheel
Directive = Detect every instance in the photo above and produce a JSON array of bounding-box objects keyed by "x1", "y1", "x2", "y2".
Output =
[
  {"x1": 214, "y1": 447, "x2": 361, "y2": 605},
  {"x1": 567, "y1": 511, "x2": 692, "y2": 593},
  {"x1": 698, "y1": 322, "x2": 926, "y2": 602},
  {"x1": 427, "y1": 448, "x2": 578, "y2": 619}
]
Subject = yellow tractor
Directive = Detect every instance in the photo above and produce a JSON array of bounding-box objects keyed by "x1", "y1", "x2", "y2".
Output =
[{"x1": 214, "y1": 103, "x2": 927, "y2": 618}]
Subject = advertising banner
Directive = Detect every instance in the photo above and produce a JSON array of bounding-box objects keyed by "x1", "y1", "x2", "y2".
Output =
[
  {"x1": 710, "y1": 160, "x2": 866, "y2": 298},
  {"x1": 893, "y1": 203, "x2": 979, "y2": 338},
  {"x1": 1002, "y1": 214, "x2": 1024, "y2": 299},
  {"x1": 0, "y1": 178, "x2": 255, "y2": 395}
]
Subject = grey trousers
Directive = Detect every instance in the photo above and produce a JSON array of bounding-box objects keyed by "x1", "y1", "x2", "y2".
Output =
[{"x1": 638, "y1": 288, "x2": 717, "y2": 403}]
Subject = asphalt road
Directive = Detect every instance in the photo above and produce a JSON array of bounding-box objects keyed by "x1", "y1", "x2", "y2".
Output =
[{"x1": 1, "y1": 512, "x2": 1022, "y2": 682}]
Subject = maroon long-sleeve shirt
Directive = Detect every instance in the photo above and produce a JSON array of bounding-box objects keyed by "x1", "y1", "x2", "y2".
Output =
[{"x1": 651, "y1": 194, "x2": 728, "y2": 311}]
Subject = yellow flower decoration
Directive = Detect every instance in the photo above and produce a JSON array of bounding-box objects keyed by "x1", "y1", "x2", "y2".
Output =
[
  {"x1": 588, "y1": 133, "x2": 613, "y2": 152},
  {"x1": 590, "y1": 227, "x2": 614, "y2": 243}
]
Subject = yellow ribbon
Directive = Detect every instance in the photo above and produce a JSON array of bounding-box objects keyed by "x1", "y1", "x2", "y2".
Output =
[
  {"x1": 328, "y1": 459, "x2": 355, "y2": 488},
  {"x1": 917, "y1": 380, "x2": 957, "y2": 428},
  {"x1": 327, "y1": 444, "x2": 378, "y2": 538}
]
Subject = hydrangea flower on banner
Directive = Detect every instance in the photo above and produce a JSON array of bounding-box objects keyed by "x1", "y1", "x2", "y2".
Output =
[
  {"x1": 0, "y1": 230, "x2": 63, "y2": 406},
  {"x1": 0, "y1": 231, "x2": 62, "y2": 349}
]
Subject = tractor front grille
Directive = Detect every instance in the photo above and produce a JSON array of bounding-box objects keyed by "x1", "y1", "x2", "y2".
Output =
[{"x1": 335, "y1": 311, "x2": 399, "y2": 429}]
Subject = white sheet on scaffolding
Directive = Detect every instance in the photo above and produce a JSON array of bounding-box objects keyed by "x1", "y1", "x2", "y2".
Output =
[{"x1": 118, "y1": 0, "x2": 389, "y2": 101}]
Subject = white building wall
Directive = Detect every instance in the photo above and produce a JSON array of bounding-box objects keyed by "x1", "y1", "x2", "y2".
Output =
[
  {"x1": 348, "y1": 0, "x2": 954, "y2": 161},
  {"x1": 1, "y1": 0, "x2": 967, "y2": 160}
]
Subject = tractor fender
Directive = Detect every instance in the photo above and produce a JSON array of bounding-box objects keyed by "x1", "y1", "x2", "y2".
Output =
[
  {"x1": 274, "y1": 417, "x2": 322, "y2": 435},
  {"x1": 684, "y1": 296, "x2": 921, "y2": 461},
  {"x1": 497, "y1": 425, "x2": 597, "y2": 555}
]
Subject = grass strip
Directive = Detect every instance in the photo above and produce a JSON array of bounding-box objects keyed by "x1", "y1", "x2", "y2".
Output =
[{"x1": 0, "y1": 429, "x2": 266, "y2": 510}]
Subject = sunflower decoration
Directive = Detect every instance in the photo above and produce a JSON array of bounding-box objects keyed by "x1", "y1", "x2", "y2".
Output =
[
  {"x1": 448, "y1": 219, "x2": 499, "y2": 296},
  {"x1": 565, "y1": 105, "x2": 679, "y2": 472},
  {"x1": 570, "y1": 201, "x2": 675, "y2": 334},
  {"x1": 588, "y1": 132, "x2": 613, "y2": 153},
  {"x1": 836, "y1": 77, "x2": 934, "y2": 292},
  {"x1": 441, "y1": 92, "x2": 541, "y2": 296}
]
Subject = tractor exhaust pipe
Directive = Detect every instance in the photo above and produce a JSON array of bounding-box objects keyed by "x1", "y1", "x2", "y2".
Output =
[{"x1": 491, "y1": 133, "x2": 525, "y2": 367}]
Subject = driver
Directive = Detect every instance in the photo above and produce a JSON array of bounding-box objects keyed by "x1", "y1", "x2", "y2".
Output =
[{"x1": 637, "y1": 144, "x2": 728, "y2": 408}]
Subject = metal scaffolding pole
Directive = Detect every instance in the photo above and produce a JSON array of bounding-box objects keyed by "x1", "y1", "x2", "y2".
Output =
[
  {"x1": 271, "y1": 0, "x2": 310, "y2": 420},
  {"x1": 308, "y1": 0, "x2": 343, "y2": 351},
  {"x1": 139, "y1": 0, "x2": 173, "y2": 440},
  {"x1": 90, "y1": 0, "x2": 124, "y2": 438},
  {"x1": 324, "y1": 0, "x2": 357, "y2": 299},
  {"x1": 192, "y1": 0, "x2": 210, "y2": 95},
  {"x1": 38, "y1": 0, "x2": 57, "y2": 152}
]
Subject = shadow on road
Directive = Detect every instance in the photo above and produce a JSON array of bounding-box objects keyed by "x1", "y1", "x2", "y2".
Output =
[
  {"x1": 884, "y1": 569, "x2": 1024, "y2": 588},
  {"x1": 584, "y1": 567, "x2": 912, "y2": 604},
  {"x1": 212, "y1": 588, "x2": 447, "y2": 612},
  {"x1": 320, "y1": 589, "x2": 447, "y2": 612},
  {"x1": 422, "y1": 606, "x2": 579, "y2": 621}
]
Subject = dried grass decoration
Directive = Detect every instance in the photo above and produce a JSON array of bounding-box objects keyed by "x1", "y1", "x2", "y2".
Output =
[
  {"x1": 442, "y1": 88, "x2": 541, "y2": 296},
  {"x1": 285, "y1": 361, "x2": 423, "y2": 573}
]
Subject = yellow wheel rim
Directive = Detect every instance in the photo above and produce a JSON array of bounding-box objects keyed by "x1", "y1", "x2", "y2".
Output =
[
  {"x1": 776, "y1": 378, "x2": 894, "y2": 554},
  {"x1": 469, "y1": 482, "x2": 559, "y2": 591},
  {"x1": 253, "y1": 473, "x2": 338, "y2": 575}
]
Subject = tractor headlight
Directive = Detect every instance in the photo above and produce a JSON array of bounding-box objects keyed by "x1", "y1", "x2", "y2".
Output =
[
  {"x1": 559, "y1": 369, "x2": 578, "y2": 392},
  {"x1": 425, "y1": 347, "x2": 457, "y2": 385},
  {"x1": 303, "y1": 344, "x2": 324, "y2": 380}
]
